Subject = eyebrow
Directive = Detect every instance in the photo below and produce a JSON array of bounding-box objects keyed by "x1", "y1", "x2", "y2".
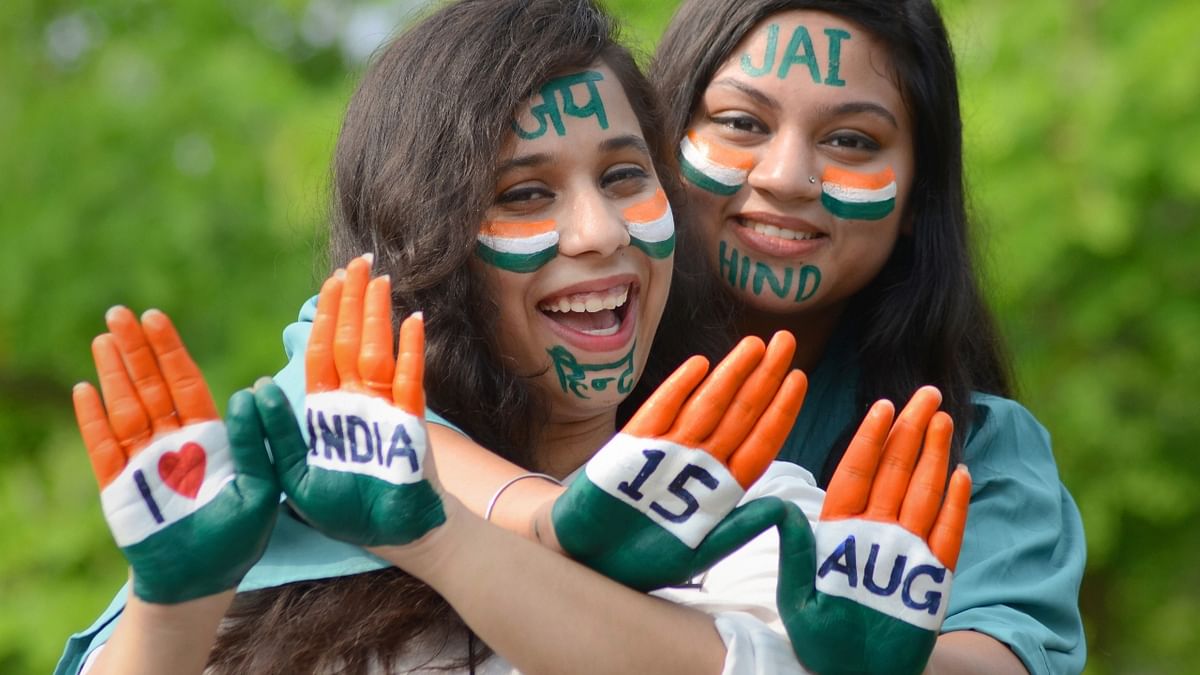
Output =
[
  {"x1": 600, "y1": 134, "x2": 652, "y2": 156},
  {"x1": 818, "y1": 101, "x2": 899, "y2": 129},
  {"x1": 710, "y1": 77, "x2": 779, "y2": 112},
  {"x1": 496, "y1": 152, "x2": 552, "y2": 174}
]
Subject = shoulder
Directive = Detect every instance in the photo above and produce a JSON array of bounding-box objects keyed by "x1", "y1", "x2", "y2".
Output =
[
  {"x1": 946, "y1": 393, "x2": 1088, "y2": 673},
  {"x1": 963, "y1": 393, "x2": 1056, "y2": 480}
]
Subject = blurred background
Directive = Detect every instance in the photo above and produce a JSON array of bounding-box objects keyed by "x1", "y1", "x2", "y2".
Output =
[{"x1": 1, "y1": 0, "x2": 1197, "y2": 672}]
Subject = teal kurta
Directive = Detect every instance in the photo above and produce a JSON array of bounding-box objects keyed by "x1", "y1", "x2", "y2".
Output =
[{"x1": 782, "y1": 324, "x2": 1087, "y2": 674}]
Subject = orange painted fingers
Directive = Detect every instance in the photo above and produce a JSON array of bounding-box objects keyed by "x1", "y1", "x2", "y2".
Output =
[
  {"x1": 105, "y1": 306, "x2": 179, "y2": 436},
  {"x1": 91, "y1": 333, "x2": 152, "y2": 451},
  {"x1": 929, "y1": 465, "x2": 971, "y2": 570},
  {"x1": 72, "y1": 382, "x2": 126, "y2": 488},
  {"x1": 621, "y1": 355, "x2": 710, "y2": 438},
  {"x1": 863, "y1": 386, "x2": 942, "y2": 521},
  {"x1": 665, "y1": 336, "x2": 766, "y2": 447},
  {"x1": 699, "y1": 331, "x2": 796, "y2": 461},
  {"x1": 359, "y1": 275, "x2": 395, "y2": 399},
  {"x1": 897, "y1": 412, "x2": 953, "y2": 538},
  {"x1": 726, "y1": 369, "x2": 807, "y2": 488},
  {"x1": 332, "y1": 256, "x2": 372, "y2": 389},
  {"x1": 141, "y1": 309, "x2": 218, "y2": 424},
  {"x1": 393, "y1": 313, "x2": 425, "y2": 416},
  {"x1": 307, "y1": 275, "x2": 343, "y2": 393},
  {"x1": 821, "y1": 399, "x2": 894, "y2": 520}
]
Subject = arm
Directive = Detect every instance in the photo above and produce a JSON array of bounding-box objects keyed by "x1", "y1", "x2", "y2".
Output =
[
  {"x1": 927, "y1": 632, "x2": 1027, "y2": 675},
  {"x1": 278, "y1": 257, "x2": 805, "y2": 674},
  {"x1": 71, "y1": 307, "x2": 289, "y2": 675}
]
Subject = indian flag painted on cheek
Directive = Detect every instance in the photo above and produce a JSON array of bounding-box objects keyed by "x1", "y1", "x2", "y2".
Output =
[
  {"x1": 476, "y1": 219, "x2": 559, "y2": 273},
  {"x1": 820, "y1": 166, "x2": 897, "y2": 221},
  {"x1": 623, "y1": 188, "x2": 675, "y2": 259},
  {"x1": 679, "y1": 131, "x2": 756, "y2": 196}
]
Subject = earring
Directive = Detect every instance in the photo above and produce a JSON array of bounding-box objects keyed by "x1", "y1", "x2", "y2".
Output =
[{"x1": 808, "y1": 175, "x2": 817, "y2": 184}]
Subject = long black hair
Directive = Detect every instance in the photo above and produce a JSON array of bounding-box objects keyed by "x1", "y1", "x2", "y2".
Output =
[
  {"x1": 652, "y1": 0, "x2": 1013, "y2": 482},
  {"x1": 209, "y1": 1, "x2": 695, "y2": 672}
]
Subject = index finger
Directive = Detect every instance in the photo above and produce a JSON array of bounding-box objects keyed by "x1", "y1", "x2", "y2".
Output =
[
  {"x1": 72, "y1": 382, "x2": 126, "y2": 488},
  {"x1": 621, "y1": 355, "x2": 709, "y2": 437},
  {"x1": 393, "y1": 312, "x2": 425, "y2": 416},
  {"x1": 105, "y1": 306, "x2": 179, "y2": 436},
  {"x1": 863, "y1": 386, "x2": 942, "y2": 522},
  {"x1": 897, "y1": 411, "x2": 953, "y2": 538},
  {"x1": 821, "y1": 399, "x2": 894, "y2": 520},
  {"x1": 699, "y1": 331, "x2": 796, "y2": 461},
  {"x1": 333, "y1": 255, "x2": 372, "y2": 388},
  {"x1": 140, "y1": 309, "x2": 218, "y2": 424},
  {"x1": 663, "y1": 336, "x2": 765, "y2": 447},
  {"x1": 307, "y1": 274, "x2": 344, "y2": 393}
]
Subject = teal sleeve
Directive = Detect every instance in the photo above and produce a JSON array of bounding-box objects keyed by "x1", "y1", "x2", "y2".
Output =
[{"x1": 944, "y1": 394, "x2": 1087, "y2": 674}]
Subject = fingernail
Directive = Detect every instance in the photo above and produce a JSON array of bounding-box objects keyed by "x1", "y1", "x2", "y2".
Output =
[
  {"x1": 334, "y1": 268, "x2": 347, "y2": 280},
  {"x1": 361, "y1": 252, "x2": 374, "y2": 267},
  {"x1": 253, "y1": 376, "x2": 274, "y2": 391}
]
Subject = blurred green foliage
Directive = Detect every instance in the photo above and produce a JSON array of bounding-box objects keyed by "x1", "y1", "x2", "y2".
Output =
[{"x1": 1, "y1": 0, "x2": 1196, "y2": 673}]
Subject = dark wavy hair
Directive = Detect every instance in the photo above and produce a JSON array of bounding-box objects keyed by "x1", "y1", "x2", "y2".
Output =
[
  {"x1": 208, "y1": 0, "x2": 702, "y2": 671},
  {"x1": 652, "y1": 0, "x2": 1013, "y2": 483}
]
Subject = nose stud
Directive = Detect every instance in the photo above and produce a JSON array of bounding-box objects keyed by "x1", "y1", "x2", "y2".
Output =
[{"x1": 808, "y1": 175, "x2": 817, "y2": 184}]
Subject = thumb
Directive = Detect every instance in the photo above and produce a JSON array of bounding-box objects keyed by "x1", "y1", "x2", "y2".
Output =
[
  {"x1": 250, "y1": 379, "x2": 309, "y2": 493},
  {"x1": 226, "y1": 388, "x2": 278, "y2": 493}
]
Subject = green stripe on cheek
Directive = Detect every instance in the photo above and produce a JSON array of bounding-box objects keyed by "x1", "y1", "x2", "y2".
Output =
[
  {"x1": 631, "y1": 234, "x2": 675, "y2": 259},
  {"x1": 820, "y1": 194, "x2": 896, "y2": 221},
  {"x1": 474, "y1": 242, "x2": 559, "y2": 273},
  {"x1": 679, "y1": 154, "x2": 743, "y2": 196}
]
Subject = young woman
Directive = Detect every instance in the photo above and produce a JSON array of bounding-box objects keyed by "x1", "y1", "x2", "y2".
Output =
[
  {"x1": 647, "y1": 0, "x2": 1087, "y2": 672},
  {"x1": 59, "y1": 1, "x2": 967, "y2": 674},
  {"x1": 403, "y1": 0, "x2": 1085, "y2": 672}
]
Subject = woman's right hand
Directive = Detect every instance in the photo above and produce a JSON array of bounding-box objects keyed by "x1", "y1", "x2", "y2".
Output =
[
  {"x1": 271, "y1": 256, "x2": 446, "y2": 547},
  {"x1": 551, "y1": 331, "x2": 807, "y2": 590},
  {"x1": 72, "y1": 307, "x2": 284, "y2": 604}
]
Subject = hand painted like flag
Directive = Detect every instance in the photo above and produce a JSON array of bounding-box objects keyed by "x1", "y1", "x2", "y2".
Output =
[{"x1": 553, "y1": 332, "x2": 806, "y2": 590}]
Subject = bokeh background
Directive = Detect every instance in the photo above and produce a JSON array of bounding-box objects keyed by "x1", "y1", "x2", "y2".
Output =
[{"x1": 2, "y1": 0, "x2": 1197, "y2": 672}]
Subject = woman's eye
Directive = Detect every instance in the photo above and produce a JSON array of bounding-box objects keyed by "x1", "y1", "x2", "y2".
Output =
[
  {"x1": 496, "y1": 185, "x2": 552, "y2": 205},
  {"x1": 712, "y1": 114, "x2": 766, "y2": 135},
  {"x1": 602, "y1": 165, "x2": 649, "y2": 189},
  {"x1": 825, "y1": 133, "x2": 881, "y2": 152}
]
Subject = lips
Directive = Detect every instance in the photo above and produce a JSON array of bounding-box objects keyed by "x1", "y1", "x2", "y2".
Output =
[
  {"x1": 537, "y1": 276, "x2": 638, "y2": 353},
  {"x1": 731, "y1": 213, "x2": 827, "y2": 258}
]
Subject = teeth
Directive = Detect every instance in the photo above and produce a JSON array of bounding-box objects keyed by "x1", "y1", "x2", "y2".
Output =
[
  {"x1": 746, "y1": 221, "x2": 820, "y2": 241},
  {"x1": 539, "y1": 285, "x2": 630, "y2": 313}
]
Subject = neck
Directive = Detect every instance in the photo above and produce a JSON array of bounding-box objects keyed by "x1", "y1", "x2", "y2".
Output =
[
  {"x1": 737, "y1": 302, "x2": 846, "y2": 372},
  {"x1": 532, "y1": 409, "x2": 619, "y2": 479}
]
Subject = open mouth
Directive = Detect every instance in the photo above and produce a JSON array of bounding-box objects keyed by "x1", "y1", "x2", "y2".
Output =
[{"x1": 537, "y1": 283, "x2": 633, "y2": 337}]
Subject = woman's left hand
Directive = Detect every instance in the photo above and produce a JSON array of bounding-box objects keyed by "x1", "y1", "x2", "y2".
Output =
[{"x1": 271, "y1": 256, "x2": 446, "y2": 547}]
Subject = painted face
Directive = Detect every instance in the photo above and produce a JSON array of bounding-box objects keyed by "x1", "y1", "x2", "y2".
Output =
[
  {"x1": 683, "y1": 11, "x2": 914, "y2": 318},
  {"x1": 478, "y1": 63, "x2": 674, "y2": 421}
]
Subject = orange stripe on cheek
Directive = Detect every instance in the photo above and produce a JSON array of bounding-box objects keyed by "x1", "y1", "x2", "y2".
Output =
[
  {"x1": 623, "y1": 189, "x2": 669, "y2": 222},
  {"x1": 687, "y1": 131, "x2": 756, "y2": 170},
  {"x1": 481, "y1": 219, "x2": 557, "y2": 239},
  {"x1": 821, "y1": 165, "x2": 896, "y2": 190}
]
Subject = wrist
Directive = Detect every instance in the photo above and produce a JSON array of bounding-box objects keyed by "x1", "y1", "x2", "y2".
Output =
[
  {"x1": 531, "y1": 497, "x2": 564, "y2": 554},
  {"x1": 368, "y1": 494, "x2": 470, "y2": 581}
]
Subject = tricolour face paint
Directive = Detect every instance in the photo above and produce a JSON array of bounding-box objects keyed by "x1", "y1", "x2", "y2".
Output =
[
  {"x1": 679, "y1": 130, "x2": 756, "y2": 196},
  {"x1": 623, "y1": 188, "x2": 675, "y2": 259},
  {"x1": 820, "y1": 166, "x2": 897, "y2": 221},
  {"x1": 476, "y1": 219, "x2": 559, "y2": 273}
]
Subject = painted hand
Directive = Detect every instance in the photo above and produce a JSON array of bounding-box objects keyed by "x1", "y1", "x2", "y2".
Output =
[
  {"x1": 72, "y1": 307, "x2": 283, "y2": 604},
  {"x1": 552, "y1": 332, "x2": 807, "y2": 591},
  {"x1": 272, "y1": 257, "x2": 445, "y2": 547},
  {"x1": 779, "y1": 386, "x2": 971, "y2": 675}
]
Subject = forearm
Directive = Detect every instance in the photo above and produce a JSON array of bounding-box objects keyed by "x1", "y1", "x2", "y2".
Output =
[
  {"x1": 428, "y1": 424, "x2": 566, "y2": 551},
  {"x1": 925, "y1": 631, "x2": 1027, "y2": 675},
  {"x1": 374, "y1": 496, "x2": 726, "y2": 675},
  {"x1": 87, "y1": 583, "x2": 232, "y2": 675}
]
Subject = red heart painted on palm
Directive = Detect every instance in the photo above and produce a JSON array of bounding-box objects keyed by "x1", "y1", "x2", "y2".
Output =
[{"x1": 158, "y1": 442, "x2": 206, "y2": 499}]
